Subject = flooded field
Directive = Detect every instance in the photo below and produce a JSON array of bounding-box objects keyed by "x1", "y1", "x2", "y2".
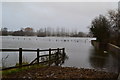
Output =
[{"x1": 1, "y1": 36, "x2": 119, "y2": 73}]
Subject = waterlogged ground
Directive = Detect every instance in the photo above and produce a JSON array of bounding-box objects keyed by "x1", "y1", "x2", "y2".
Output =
[
  {"x1": 2, "y1": 66, "x2": 118, "y2": 79},
  {"x1": 1, "y1": 36, "x2": 120, "y2": 73}
]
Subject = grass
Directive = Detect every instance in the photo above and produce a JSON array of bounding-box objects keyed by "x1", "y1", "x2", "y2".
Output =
[
  {"x1": 15, "y1": 62, "x2": 29, "y2": 66},
  {"x1": 2, "y1": 64, "x2": 46, "y2": 75},
  {"x1": 2, "y1": 53, "x2": 66, "y2": 76}
]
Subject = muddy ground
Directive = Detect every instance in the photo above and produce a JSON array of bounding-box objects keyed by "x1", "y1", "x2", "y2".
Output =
[{"x1": 2, "y1": 66, "x2": 118, "y2": 80}]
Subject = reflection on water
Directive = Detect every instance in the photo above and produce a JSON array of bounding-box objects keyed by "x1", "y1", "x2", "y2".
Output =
[
  {"x1": 89, "y1": 49, "x2": 109, "y2": 69},
  {"x1": 89, "y1": 48, "x2": 120, "y2": 73},
  {"x1": 52, "y1": 51, "x2": 69, "y2": 66}
]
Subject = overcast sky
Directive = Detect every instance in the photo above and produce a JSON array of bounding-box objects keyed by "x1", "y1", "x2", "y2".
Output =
[{"x1": 2, "y1": 2, "x2": 118, "y2": 33}]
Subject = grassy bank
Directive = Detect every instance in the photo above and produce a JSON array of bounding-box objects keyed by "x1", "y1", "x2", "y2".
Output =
[{"x1": 2, "y1": 64, "x2": 46, "y2": 75}]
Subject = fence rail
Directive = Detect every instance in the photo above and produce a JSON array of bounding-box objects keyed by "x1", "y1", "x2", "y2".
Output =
[
  {"x1": 0, "y1": 48, "x2": 65, "y2": 70},
  {"x1": 0, "y1": 48, "x2": 64, "y2": 52}
]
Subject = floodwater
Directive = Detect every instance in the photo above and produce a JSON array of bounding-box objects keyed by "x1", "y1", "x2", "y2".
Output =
[{"x1": 1, "y1": 36, "x2": 120, "y2": 73}]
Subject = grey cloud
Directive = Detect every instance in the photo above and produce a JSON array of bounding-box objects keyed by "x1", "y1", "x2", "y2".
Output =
[{"x1": 2, "y1": 2, "x2": 118, "y2": 32}]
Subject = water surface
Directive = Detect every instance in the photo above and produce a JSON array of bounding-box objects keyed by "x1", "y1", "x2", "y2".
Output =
[{"x1": 1, "y1": 36, "x2": 119, "y2": 73}]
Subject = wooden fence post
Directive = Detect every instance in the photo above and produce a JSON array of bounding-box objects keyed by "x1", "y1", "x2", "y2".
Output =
[
  {"x1": 55, "y1": 48, "x2": 59, "y2": 66},
  {"x1": 63, "y1": 48, "x2": 65, "y2": 56},
  {"x1": 37, "y1": 49, "x2": 39, "y2": 64},
  {"x1": 19, "y1": 48, "x2": 22, "y2": 67},
  {"x1": 49, "y1": 48, "x2": 51, "y2": 66},
  {"x1": 57, "y1": 48, "x2": 59, "y2": 56}
]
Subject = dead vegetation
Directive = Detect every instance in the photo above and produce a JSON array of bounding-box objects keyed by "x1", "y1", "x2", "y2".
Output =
[{"x1": 2, "y1": 66, "x2": 118, "y2": 79}]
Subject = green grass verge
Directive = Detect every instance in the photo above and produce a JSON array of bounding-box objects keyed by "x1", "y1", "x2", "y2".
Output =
[{"x1": 2, "y1": 64, "x2": 46, "y2": 75}]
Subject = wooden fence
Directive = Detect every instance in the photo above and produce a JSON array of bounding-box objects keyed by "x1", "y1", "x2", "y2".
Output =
[{"x1": 0, "y1": 48, "x2": 65, "y2": 70}]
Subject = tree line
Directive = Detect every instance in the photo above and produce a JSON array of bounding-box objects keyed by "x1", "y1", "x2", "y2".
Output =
[
  {"x1": 89, "y1": 9, "x2": 120, "y2": 47},
  {"x1": 0, "y1": 27, "x2": 91, "y2": 37}
]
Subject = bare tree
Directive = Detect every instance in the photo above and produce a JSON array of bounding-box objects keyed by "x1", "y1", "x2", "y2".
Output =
[
  {"x1": 37, "y1": 28, "x2": 46, "y2": 37},
  {"x1": 1, "y1": 27, "x2": 8, "y2": 36},
  {"x1": 108, "y1": 10, "x2": 120, "y2": 46}
]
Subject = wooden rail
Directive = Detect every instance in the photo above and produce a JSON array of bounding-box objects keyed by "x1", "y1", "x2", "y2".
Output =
[
  {"x1": 0, "y1": 48, "x2": 65, "y2": 70},
  {"x1": 0, "y1": 48, "x2": 64, "y2": 52}
]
